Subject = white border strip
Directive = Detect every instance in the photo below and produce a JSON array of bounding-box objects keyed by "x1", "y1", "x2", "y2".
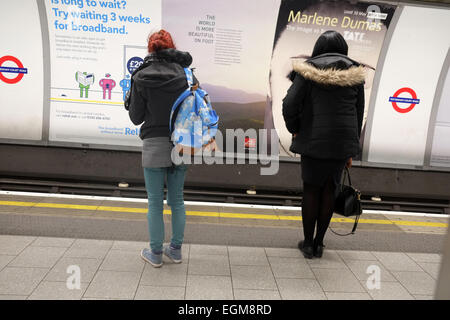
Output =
[{"x1": 0, "y1": 190, "x2": 448, "y2": 218}]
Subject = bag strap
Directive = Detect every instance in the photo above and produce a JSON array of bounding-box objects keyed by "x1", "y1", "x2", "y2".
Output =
[
  {"x1": 346, "y1": 166, "x2": 352, "y2": 186},
  {"x1": 184, "y1": 68, "x2": 194, "y2": 88},
  {"x1": 329, "y1": 166, "x2": 359, "y2": 236},
  {"x1": 169, "y1": 68, "x2": 199, "y2": 134},
  {"x1": 169, "y1": 90, "x2": 192, "y2": 133},
  {"x1": 341, "y1": 166, "x2": 352, "y2": 187},
  {"x1": 329, "y1": 215, "x2": 360, "y2": 236}
]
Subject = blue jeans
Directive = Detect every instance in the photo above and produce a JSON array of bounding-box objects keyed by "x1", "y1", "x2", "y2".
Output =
[{"x1": 143, "y1": 165, "x2": 187, "y2": 253}]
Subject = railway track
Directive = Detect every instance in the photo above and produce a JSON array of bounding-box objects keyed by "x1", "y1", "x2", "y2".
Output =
[{"x1": 1, "y1": 177, "x2": 449, "y2": 215}]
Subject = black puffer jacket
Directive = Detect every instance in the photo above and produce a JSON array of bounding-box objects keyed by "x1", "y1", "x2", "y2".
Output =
[
  {"x1": 282, "y1": 53, "x2": 365, "y2": 160},
  {"x1": 128, "y1": 48, "x2": 196, "y2": 139}
]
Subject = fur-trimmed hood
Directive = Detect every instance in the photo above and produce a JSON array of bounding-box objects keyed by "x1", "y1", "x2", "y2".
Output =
[{"x1": 292, "y1": 53, "x2": 366, "y2": 87}]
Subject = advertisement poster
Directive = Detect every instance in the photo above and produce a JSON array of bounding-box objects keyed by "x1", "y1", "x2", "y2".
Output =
[
  {"x1": 0, "y1": 0, "x2": 44, "y2": 141},
  {"x1": 268, "y1": 0, "x2": 396, "y2": 157},
  {"x1": 45, "y1": 0, "x2": 161, "y2": 146},
  {"x1": 162, "y1": 0, "x2": 281, "y2": 153},
  {"x1": 366, "y1": 6, "x2": 450, "y2": 166}
]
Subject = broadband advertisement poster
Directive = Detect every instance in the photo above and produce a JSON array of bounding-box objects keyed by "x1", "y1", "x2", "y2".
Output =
[
  {"x1": 269, "y1": 0, "x2": 396, "y2": 157},
  {"x1": 45, "y1": 0, "x2": 161, "y2": 146}
]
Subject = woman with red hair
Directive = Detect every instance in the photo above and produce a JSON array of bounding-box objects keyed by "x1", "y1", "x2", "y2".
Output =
[{"x1": 128, "y1": 30, "x2": 197, "y2": 267}]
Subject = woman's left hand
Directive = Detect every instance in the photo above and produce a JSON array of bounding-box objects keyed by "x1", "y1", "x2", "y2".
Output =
[{"x1": 346, "y1": 158, "x2": 353, "y2": 168}]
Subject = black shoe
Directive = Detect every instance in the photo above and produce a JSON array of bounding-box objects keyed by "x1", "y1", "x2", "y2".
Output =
[
  {"x1": 313, "y1": 244, "x2": 325, "y2": 258},
  {"x1": 298, "y1": 240, "x2": 314, "y2": 259}
]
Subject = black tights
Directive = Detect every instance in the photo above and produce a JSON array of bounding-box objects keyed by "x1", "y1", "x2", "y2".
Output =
[{"x1": 301, "y1": 177, "x2": 336, "y2": 248}]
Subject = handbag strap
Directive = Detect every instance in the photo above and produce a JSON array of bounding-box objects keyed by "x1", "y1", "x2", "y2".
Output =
[
  {"x1": 329, "y1": 215, "x2": 360, "y2": 236},
  {"x1": 330, "y1": 166, "x2": 359, "y2": 236},
  {"x1": 342, "y1": 166, "x2": 352, "y2": 187}
]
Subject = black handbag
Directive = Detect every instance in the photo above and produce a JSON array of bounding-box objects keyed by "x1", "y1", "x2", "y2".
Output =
[{"x1": 330, "y1": 167, "x2": 362, "y2": 236}]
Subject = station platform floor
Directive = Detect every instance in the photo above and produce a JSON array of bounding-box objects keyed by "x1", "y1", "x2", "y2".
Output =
[
  {"x1": 0, "y1": 191, "x2": 448, "y2": 300},
  {"x1": 0, "y1": 235, "x2": 442, "y2": 300}
]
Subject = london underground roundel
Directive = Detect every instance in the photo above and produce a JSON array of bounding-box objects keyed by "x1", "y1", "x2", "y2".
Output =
[
  {"x1": 389, "y1": 87, "x2": 420, "y2": 114},
  {"x1": 0, "y1": 56, "x2": 28, "y2": 84}
]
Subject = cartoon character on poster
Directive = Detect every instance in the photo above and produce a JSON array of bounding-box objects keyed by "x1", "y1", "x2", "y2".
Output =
[
  {"x1": 99, "y1": 74, "x2": 116, "y2": 100},
  {"x1": 75, "y1": 71, "x2": 94, "y2": 98},
  {"x1": 120, "y1": 75, "x2": 131, "y2": 101}
]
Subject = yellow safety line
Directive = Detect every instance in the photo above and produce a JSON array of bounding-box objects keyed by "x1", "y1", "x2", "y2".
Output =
[
  {"x1": 51, "y1": 98, "x2": 123, "y2": 105},
  {"x1": 0, "y1": 200, "x2": 448, "y2": 228}
]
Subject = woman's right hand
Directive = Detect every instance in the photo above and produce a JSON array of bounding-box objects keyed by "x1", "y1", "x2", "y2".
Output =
[{"x1": 346, "y1": 158, "x2": 353, "y2": 168}]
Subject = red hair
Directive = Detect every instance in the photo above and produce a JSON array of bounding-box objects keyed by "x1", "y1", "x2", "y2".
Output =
[{"x1": 147, "y1": 29, "x2": 176, "y2": 53}]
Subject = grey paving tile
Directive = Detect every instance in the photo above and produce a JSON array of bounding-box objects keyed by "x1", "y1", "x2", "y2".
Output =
[
  {"x1": 313, "y1": 268, "x2": 366, "y2": 293},
  {"x1": 336, "y1": 250, "x2": 376, "y2": 262},
  {"x1": 345, "y1": 260, "x2": 396, "y2": 282},
  {"x1": 371, "y1": 252, "x2": 422, "y2": 272},
  {"x1": 364, "y1": 281, "x2": 414, "y2": 300},
  {"x1": 325, "y1": 292, "x2": 372, "y2": 300},
  {"x1": 0, "y1": 295, "x2": 28, "y2": 300},
  {"x1": 0, "y1": 255, "x2": 15, "y2": 271},
  {"x1": 231, "y1": 265, "x2": 277, "y2": 290},
  {"x1": 28, "y1": 281, "x2": 87, "y2": 300},
  {"x1": 406, "y1": 253, "x2": 442, "y2": 264},
  {"x1": 45, "y1": 257, "x2": 102, "y2": 283},
  {"x1": 100, "y1": 250, "x2": 144, "y2": 273},
  {"x1": 417, "y1": 262, "x2": 441, "y2": 279},
  {"x1": 188, "y1": 254, "x2": 230, "y2": 276},
  {"x1": 234, "y1": 289, "x2": 281, "y2": 300},
  {"x1": 186, "y1": 275, "x2": 233, "y2": 300},
  {"x1": 83, "y1": 271, "x2": 140, "y2": 299},
  {"x1": 276, "y1": 278, "x2": 326, "y2": 300},
  {"x1": 31, "y1": 237, "x2": 75, "y2": 248},
  {"x1": 63, "y1": 239, "x2": 113, "y2": 260},
  {"x1": 268, "y1": 257, "x2": 315, "y2": 279},
  {"x1": 228, "y1": 246, "x2": 267, "y2": 256},
  {"x1": 307, "y1": 250, "x2": 347, "y2": 269},
  {"x1": 140, "y1": 262, "x2": 187, "y2": 287},
  {"x1": 228, "y1": 246, "x2": 268, "y2": 266},
  {"x1": 0, "y1": 235, "x2": 36, "y2": 255},
  {"x1": 264, "y1": 248, "x2": 302, "y2": 258},
  {"x1": 135, "y1": 286, "x2": 185, "y2": 300},
  {"x1": 9, "y1": 246, "x2": 67, "y2": 268},
  {"x1": 190, "y1": 244, "x2": 227, "y2": 256},
  {"x1": 72, "y1": 239, "x2": 114, "y2": 249},
  {"x1": 64, "y1": 245, "x2": 110, "y2": 259},
  {"x1": 71, "y1": 239, "x2": 113, "y2": 249},
  {"x1": 0, "y1": 267, "x2": 49, "y2": 295},
  {"x1": 414, "y1": 295, "x2": 434, "y2": 300},
  {"x1": 111, "y1": 240, "x2": 148, "y2": 252},
  {"x1": 81, "y1": 297, "x2": 123, "y2": 300},
  {"x1": 392, "y1": 271, "x2": 436, "y2": 295}
]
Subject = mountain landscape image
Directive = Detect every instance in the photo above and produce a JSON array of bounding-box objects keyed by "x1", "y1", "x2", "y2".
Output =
[{"x1": 201, "y1": 83, "x2": 267, "y2": 153}]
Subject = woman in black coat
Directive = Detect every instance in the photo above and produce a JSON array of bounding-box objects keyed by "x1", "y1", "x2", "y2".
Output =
[{"x1": 282, "y1": 31, "x2": 365, "y2": 259}]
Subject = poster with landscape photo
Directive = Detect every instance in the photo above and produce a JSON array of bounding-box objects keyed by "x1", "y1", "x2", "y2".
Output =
[{"x1": 162, "y1": 0, "x2": 281, "y2": 153}]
